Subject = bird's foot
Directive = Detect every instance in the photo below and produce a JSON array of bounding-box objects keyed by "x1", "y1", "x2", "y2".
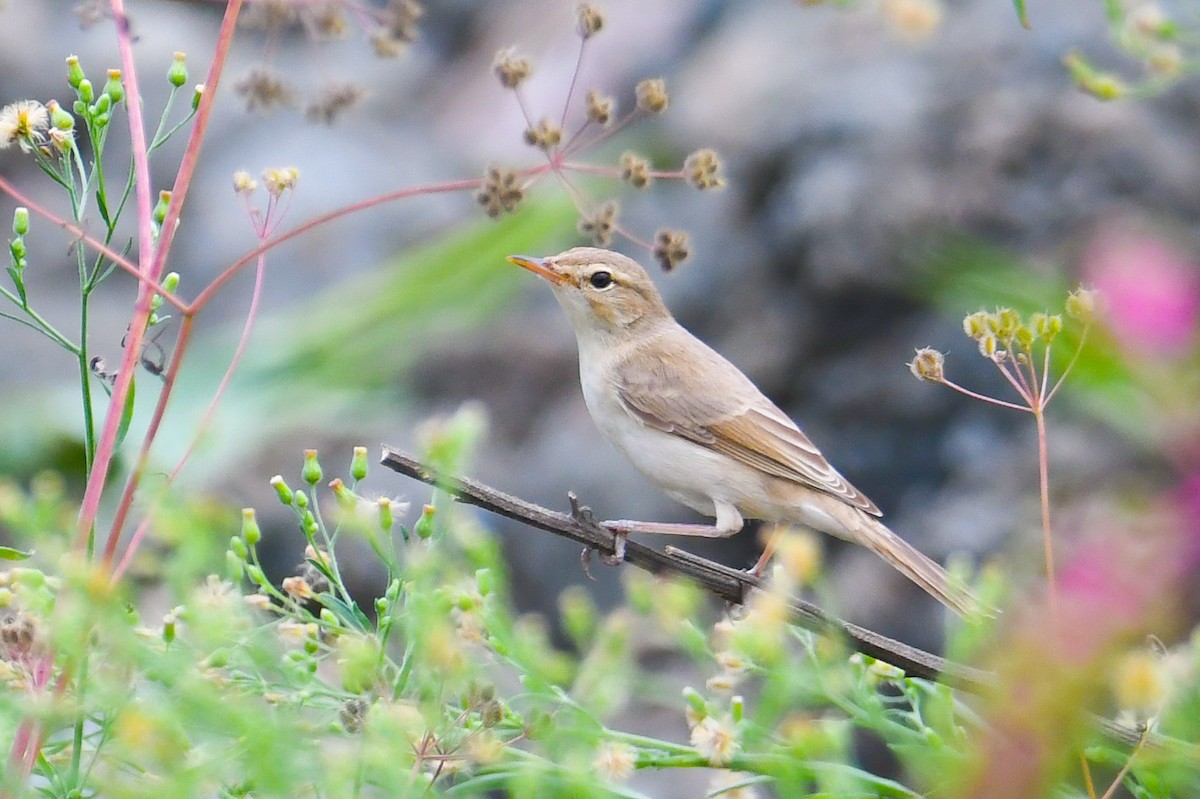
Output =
[{"x1": 568, "y1": 491, "x2": 625, "y2": 568}]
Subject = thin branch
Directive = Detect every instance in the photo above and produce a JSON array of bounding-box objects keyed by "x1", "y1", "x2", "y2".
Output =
[{"x1": 379, "y1": 446, "x2": 1198, "y2": 760}]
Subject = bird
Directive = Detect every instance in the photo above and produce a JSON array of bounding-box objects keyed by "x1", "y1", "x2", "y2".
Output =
[{"x1": 507, "y1": 246, "x2": 980, "y2": 616}]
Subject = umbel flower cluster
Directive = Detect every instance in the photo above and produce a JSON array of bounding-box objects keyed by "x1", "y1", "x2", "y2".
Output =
[{"x1": 479, "y1": 3, "x2": 725, "y2": 272}]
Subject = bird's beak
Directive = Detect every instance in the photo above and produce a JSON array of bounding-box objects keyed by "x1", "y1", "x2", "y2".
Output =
[{"x1": 507, "y1": 254, "x2": 568, "y2": 285}]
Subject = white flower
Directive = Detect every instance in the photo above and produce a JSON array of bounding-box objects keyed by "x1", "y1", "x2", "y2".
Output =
[
  {"x1": 0, "y1": 101, "x2": 49, "y2": 152},
  {"x1": 592, "y1": 740, "x2": 637, "y2": 782},
  {"x1": 691, "y1": 715, "x2": 738, "y2": 767},
  {"x1": 708, "y1": 770, "x2": 759, "y2": 799}
]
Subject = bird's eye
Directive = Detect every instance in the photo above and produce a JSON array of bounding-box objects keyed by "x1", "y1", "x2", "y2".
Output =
[{"x1": 588, "y1": 271, "x2": 614, "y2": 289}]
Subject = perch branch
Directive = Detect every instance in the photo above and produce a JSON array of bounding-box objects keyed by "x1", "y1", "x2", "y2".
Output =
[{"x1": 379, "y1": 445, "x2": 1195, "y2": 757}]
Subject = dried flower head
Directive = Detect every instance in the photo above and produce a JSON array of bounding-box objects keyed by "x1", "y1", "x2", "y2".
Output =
[
  {"x1": 585, "y1": 89, "x2": 614, "y2": 125},
  {"x1": 962, "y1": 310, "x2": 990, "y2": 339},
  {"x1": 908, "y1": 347, "x2": 945, "y2": 382},
  {"x1": 340, "y1": 696, "x2": 371, "y2": 733},
  {"x1": 240, "y1": 0, "x2": 300, "y2": 32},
  {"x1": 523, "y1": 117, "x2": 563, "y2": 150},
  {"x1": 493, "y1": 47, "x2": 532, "y2": 89},
  {"x1": 575, "y1": 3, "x2": 605, "y2": 39},
  {"x1": 592, "y1": 740, "x2": 636, "y2": 782},
  {"x1": 635, "y1": 78, "x2": 669, "y2": 113},
  {"x1": 371, "y1": 0, "x2": 423, "y2": 57},
  {"x1": 0, "y1": 611, "x2": 36, "y2": 658},
  {"x1": 619, "y1": 151, "x2": 652, "y2": 188},
  {"x1": 48, "y1": 127, "x2": 75, "y2": 153},
  {"x1": 684, "y1": 148, "x2": 725, "y2": 190},
  {"x1": 577, "y1": 200, "x2": 619, "y2": 246},
  {"x1": 74, "y1": 0, "x2": 107, "y2": 29},
  {"x1": 233, "y1": 170, "x2": 258, "y2": 196},
  {"x1": 235, "y1": 67, "x2": 294, "y2": 112},
  {"x1": 305, "y1": 82, "x2": 364, "y2": 125},
  {"x1": 652, "y1": 229, "x2": 690, "y2": 272},
  {"x1": 308, "y1": 2, "x2": 349, "y2": 40},
  {"x1": 282, "y1": 576, "x2": 314, "y2": 600},
  {"x1": 690, "y1": 715, "x2": 738, "y2": 766},
  {"x1": 476, "y1": 165, "x2": 524, "y2": 217},
  {"x1": 0, "y1": 101, "x2": 49, "y2": 152}
]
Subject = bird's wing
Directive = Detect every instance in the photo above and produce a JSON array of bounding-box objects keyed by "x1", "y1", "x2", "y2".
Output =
[{"x1": 614, "y1": 332, "x2": 881, "y2": 516}]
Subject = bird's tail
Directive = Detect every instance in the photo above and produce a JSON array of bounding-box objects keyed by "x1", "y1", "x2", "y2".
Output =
[{"x1": 855, "y1": 516, "x2": 985, "y2": 617}]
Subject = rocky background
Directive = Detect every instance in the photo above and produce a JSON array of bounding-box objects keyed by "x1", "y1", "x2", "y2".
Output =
[{"x1": 1, "y1": 0, "x2": 1196, "y2": 695}]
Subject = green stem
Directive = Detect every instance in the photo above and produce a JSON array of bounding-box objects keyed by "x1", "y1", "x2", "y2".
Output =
[{"x1": 78, "y1": 290, "x2": 97, "y2": 476}]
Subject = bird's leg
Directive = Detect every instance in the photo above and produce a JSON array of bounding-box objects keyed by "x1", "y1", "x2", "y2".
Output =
[
  {"x1": 568, "y1": 491, "x2": 625, "y2": 566},
  {"x1": 604, "y1": 500, "x2": 745, "y2": 540},
  {"x1": 750, "y1": 534, "x2": 778, "y2": 578}
]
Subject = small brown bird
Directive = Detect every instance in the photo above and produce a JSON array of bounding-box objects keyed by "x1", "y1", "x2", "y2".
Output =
[{"x1": 508, "y1": 247, "x2": 979, "y2": 615}]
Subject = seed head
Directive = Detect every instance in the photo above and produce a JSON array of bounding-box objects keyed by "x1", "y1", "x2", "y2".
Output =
[
  {"x1": 1066, "y1": 287, "x2": 1100, "y2": 324},
  {"x1": 476, "y1": 165, "x2": 524, "y2": 217},
  {"x1": 1014, "y1": 325, "x2": 1035, "y2": 351},
  {"x1": 652, "y1": 229, "x2": 690, "y2": 272},
  {"x1": 619, "y1": 151, "x2": 652, "y2": 188},
  {"x1": 576, "y1": 4, "x2": 605, "y2": 39},
  {"x1": 261, "y1": 166, "x2": 300, "y2": 196},
  {"x1": 585, "y1": 89, "x2": 614, "y2": 125},
  {"x1": 493, "y1": 47, "x2": 532, "y2": 89},
  {"x1": 235, "y1": 67, "x2": 294, "y2": 112},
  {"x1": 908, "y1": 347, "x2": 945, "y2": 382},
  {"x1": 635, "y1": 78, "x2": 668, "y2": 113},
  {"x1": 962, "y1": 310, "x2": 989, "y2": 339},
  {"x1": 371, "y1": 0, "x2": 423, "y2": 57},
  {"x1": 577, "y1": 200, "x2": 619, "y2": 247},
  {"x1": 304, "y1": 82, "x2": 364, "y2": 125},
  {"x1": 684, "y1": 148, "x2": 725, "y2": 190},
  {"x1": 523, "y1": 117, "x2": 563, "y2": 150}
]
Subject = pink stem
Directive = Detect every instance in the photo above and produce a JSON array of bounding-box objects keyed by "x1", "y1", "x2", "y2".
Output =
[
  {"x1": 0, "y1": 175, "x2": 182, "y2": 310},
  {"x1": 112, "y1": 248, "x2": 267, "y2": 580},
  {"x1": 148, "y1": 0, "x2": 244, "y2": 281},
  {"x1": 940, "y1": 378, "x2": 1033, "y2": 413},
  {"x1": 187, "y1": 176, "x2": 491, "y2": 313},
  {"x1": 100, "y1": 317, "x2": 193, "y2": 566}
]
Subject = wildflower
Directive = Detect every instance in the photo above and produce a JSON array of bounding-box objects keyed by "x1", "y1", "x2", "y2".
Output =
[
  {"x1": 635, "y1": 78, "x2": 668, "y2": 113},
  {"x1": 282, "y1": 576, "x2": 314, "y2": 600},
  {"x1": 523, "y1": 117, "x2": 563, "y2": 150},
  {"x1": 706, "y1": 673, "x2": 737, "y2": 692},
  {"x1": 652, "y1": 229, "x2": 690, "y2": 272},
  {"x1": 235, "y1": 67, "x2": 294, "y2": 112},
  {"x1": 1113, "y1": 650, "x2": 1167, "y2": 715},
  {"x1": 691, "y1": 715, "x2": 738, "y2": 766},
  {"x1": 908, "y1": 347, "x2": 945, "y2": 382},
  {"x1": 593, "y1": 740, "x2": 637, "y2": 782},
  {"x1": 585, "y1": 89, "x2": 614, "y2": 125},
  {"x1": 309, "y1": 2, "x2": 349, "y2": 39},
  {"x1": 619, "y1": 152, "x2": 652, "y2": 188},
  {"x1": 715, "y1": 650, "x2": 750, "y2": 675},
  {"x1": 576, "y1": 3, "x2": 604, "y2": 39},
  {"x1": 261, "y1": 166, "x2": 300, "y2": 196},
  {"x1": 578, "y1": 200, "x2": 619, "y2": 246},
  {"x1": 882, "y1": 0, "x2": 944, "y2": 42},
  {"x1": 771, "y1": 527, "x2": 822, "y2": 584},
  {"x1": 1065, "y1": 287, "x2": 1100, "y2": 324},
  {"x1": 305, "y1": 82, "x2": 364, "y2": 125},
  {"x1": 240, "y1": 0, "x2": 300, "y2": 31},
  {"x1": 372, "y1": 0, "x2": 423, "y2": 57},
  {"x1": 233, "y1": 170, "x2": 258, "y2": 196},
  {"x1": 243, "y1": 593, "x2": 273, "y2": 611},
  {"x1": 48, "y1": 128, "x2": 75, "y2": 153},
  {"x1": 340, "y1": 697, "x2": 370, "y2": 733},
  {"x1": 0, "y1": 101, "x2": 49, "y2": 152},
  {"x1": 277, "y1": 620, "x2": 315, "y2": 648},
  {"x1": 684, "y1": 149, "x2": 725, "y2": 189},
  {"x1": 493, "y1": 47, "x2": 531, "y2": 89},
  {"x1": 476, "y1": 165, "x2": 524, "y2": 217},
  {"x1": 0, "y1": 611, "x2": 36, "y2": 658}
]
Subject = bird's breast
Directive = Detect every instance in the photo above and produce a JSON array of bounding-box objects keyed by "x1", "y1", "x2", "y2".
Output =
[{"x1": 577, "y1": 358, "x2": 774, "y2": 518}]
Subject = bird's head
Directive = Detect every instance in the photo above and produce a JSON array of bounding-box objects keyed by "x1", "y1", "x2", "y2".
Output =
[{"x1": 507, "y1": 247, "x2": 670, "y2": 339}]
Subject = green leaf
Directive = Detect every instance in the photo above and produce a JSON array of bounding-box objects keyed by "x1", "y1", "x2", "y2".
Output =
[
  {"x1": 1012, "y1": 0, "x2": 1030, "y2": 28},
  {"x1": 114, "y1": 376, "x2": 135, "y2": 451},
  {"x1": 0, "y1": 546, "x2": 32, "y2": 560}
]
